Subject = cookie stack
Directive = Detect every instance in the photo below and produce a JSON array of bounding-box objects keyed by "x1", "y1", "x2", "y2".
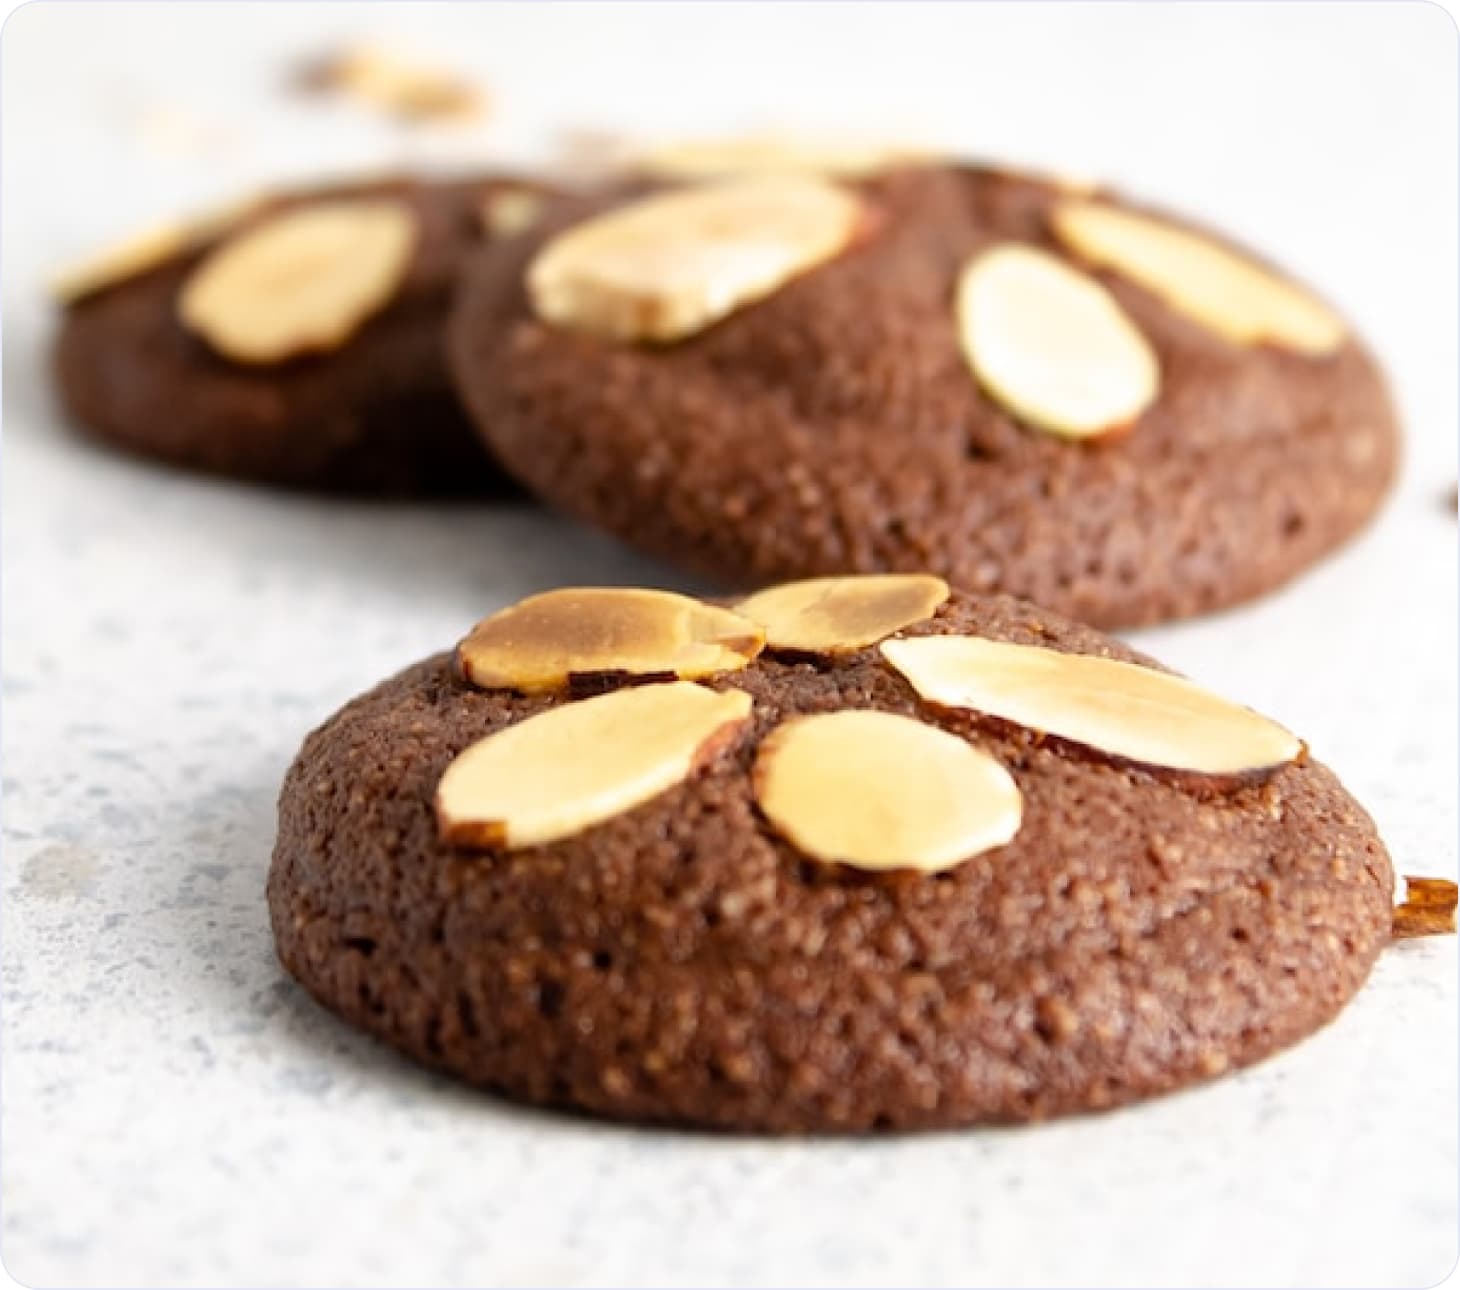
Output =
[{"x1": 52, "y1": 140, "x2": 1437, "y2": 1132}]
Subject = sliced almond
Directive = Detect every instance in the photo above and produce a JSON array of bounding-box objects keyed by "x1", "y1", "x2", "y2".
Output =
[
  {"x1": 753, "y1": 711, "x2": 1021, "y2": 873},
  {"x1": 636, "y1": 132, "x2": 921, "y2": 179},
  {"x1": 1051, "y1": 200, "x2": 1345, "y2": 355},
  {"x1": 957, "y1": 243, "x2": 1158, "y2": 439},
  {"x1": 49, "y1": 195, "x2": 261, "y2": 304},
  {"x1": 881, "y1": 635, "x2": 1301, "y2": 777},
  {"x1": 437, "y1": 681, "x2": 751, "y2": 848},
  {"x1": 481, "y1": 188, "x2": 548, "y2": 238},
  {"x1": 526, "y1": 174, "x2": 864, "y2": 343},
  {"x1": 736, "y1": 574, "x2": 949, "y2": 655},
  {"x1": 458, "y1": 587, "x2": 764, "y2": 694},
  {"x1": 178, "y1": 199, "x2": 417, "y2": 364},
  {"x1": 298, "y1": 46, "x2": 485, "y2": 124}
]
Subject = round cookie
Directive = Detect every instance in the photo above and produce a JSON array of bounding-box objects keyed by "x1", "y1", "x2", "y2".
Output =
[
  {"x1": 448, "y1": 164, "x2": 1399, "y2": 626},
  {"x1": 269, "y1": 578, "x2": 1394, "y2": 1132},
  {"x1": 53, "y1": 175, "x2": 552, "y2": 494}
]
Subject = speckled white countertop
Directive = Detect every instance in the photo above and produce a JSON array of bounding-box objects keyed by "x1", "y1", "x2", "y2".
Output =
[{"x1": 2, "y1": 4, "x2": 1456, "y2": 1286}]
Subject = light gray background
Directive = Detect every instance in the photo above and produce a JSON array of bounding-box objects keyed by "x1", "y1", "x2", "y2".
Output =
[{"x1": 2, "y1": 3, "x2": 1456, "y2": 1286}]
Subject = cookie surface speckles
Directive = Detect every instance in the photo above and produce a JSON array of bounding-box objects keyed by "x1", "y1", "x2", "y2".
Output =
[
  {"x1": 55, "y1": 176, "x2": 550, "y2": 494},
  {"x1": 268, "y1": 587, "x2": 1393, "y2": 1132},
  {"x1": 448, "y1": 165, "x2": 1398, "y2": 625}
]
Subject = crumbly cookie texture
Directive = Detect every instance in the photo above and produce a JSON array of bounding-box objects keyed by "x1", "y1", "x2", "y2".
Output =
[{"x1": 271, "y1": 580, "x2": 1398, "y2": 1131}]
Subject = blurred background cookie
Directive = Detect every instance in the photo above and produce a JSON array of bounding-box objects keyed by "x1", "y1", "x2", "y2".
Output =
[
  {"x1": 53, "y1": 174, "x2": 553, "y2": 494},
  {"x1": 449, "y1": 162, "x2": 1398, "y2": 626}
]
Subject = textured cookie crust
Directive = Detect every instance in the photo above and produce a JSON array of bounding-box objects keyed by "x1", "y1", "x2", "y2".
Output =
[
  {"x1": 448, "y1": 166, "x2": 1399, "y2": 625},
  {"x1": 55, "y1": 176, "x2": 545, "y2": 494},
  {"x1": 269, "y1": 591, "x2": 1393, "y2": 1132}
]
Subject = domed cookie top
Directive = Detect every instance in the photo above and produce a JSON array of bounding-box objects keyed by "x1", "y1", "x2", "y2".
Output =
[
  {"x1": 52, "y1": 173, "x2": 554, "y2": 494},
  {"x1": 449, "y1": 163, "x2": 1398, "y2": 625},
  {"x1": 270, "y1": 576, "x2": 1397, "y2": 1132}
]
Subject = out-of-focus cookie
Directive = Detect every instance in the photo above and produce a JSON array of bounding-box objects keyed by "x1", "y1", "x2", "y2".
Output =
[
  {"x1": 53, "y1": 175, "x2": 552, "y2": 493},
  {"x1": 448, "y1": 163, "x2": 1398, "y2": 625}
]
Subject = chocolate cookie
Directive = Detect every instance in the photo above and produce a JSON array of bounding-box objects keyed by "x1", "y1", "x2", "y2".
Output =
[
  {"x1": 448, "y1": 164, "x2": 1399, "y2": 625},
  {"x1": 269, "y1": 577, "x2": 1394, "y2": 1132},
  {"x1": 53, "y1": 175, "x2": 552, "y2": 493}
]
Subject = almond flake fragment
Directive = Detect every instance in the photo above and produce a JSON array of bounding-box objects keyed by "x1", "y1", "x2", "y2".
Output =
[
  {"x1": 526, "y1": 175, "x2": 864, "y2": 343},
  {"x1": 753, "y1": 710, "x2": 1022, "y2": 873},
  {"x1": 736, "y1": 574, "x2": 949, "y2": 655},
  {"x1": 481, "y1": 188, "x2": 548, "y2": 238},
  {"x1": 1051, "y1": 200, "x2": 1345, "y2": 355},
  {"x1": 1392, "y1": 876, "x2": 1458, "y2": 939},
  {"x1": 957, "y1": 243, "x2": 1158, "y2": 439},
  {"x1": 457, "y1": 588, "x2": 764, "y2": 694},
  {"x1": 177, "y1": 199, "x2": 417, "y2": 364},
  {"x1": 880, "y1": 635, "x2": 1301, "y2": 777},
  {"x1": 438, "y1": 681, "x2": 751, "y2": 848}
]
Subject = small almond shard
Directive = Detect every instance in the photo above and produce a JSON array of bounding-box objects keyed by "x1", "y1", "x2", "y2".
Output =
[
  {"x1": 526, "y1": 175, "x2": 864, "y2": 343},
  {"x1": 737, "y1": 574, "x2": 950, "y2": 654},
  {"x1": 481, "y1": 188, "x2": 548, "y2": 238},
  {"x1": 752, "y1": 710, "x2": 1022, "y2": 873},
  {"x1": 957, "y1": 243, "x2": 1158, "y2": 439},
  {"x1": 437, "y1": 681, "x2": 752, "y2": 848},
  {"x1": 1051, "y1": 200, "x2": 1345, "y2": 355},
  {"x1": 178, "y1": 199, "x2": 417, "y2": 364},
  {"x1": 1392, "y1": 876, "x2": 1458, "y2": 939},
  {"x1": 880, "y1": 635, "x2": 1301, "y2": 777},
  {"x1": 458, "y1": 587, "x2": 764, "y2": 694}
]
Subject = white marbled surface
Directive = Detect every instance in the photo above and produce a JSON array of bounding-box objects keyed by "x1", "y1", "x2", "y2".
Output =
[{"x1": 2, "y1": 4, "x2": 1456, "y2": 1286}]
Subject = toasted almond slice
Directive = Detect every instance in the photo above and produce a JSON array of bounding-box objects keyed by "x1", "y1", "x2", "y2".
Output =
[
  {"x1": 636, "y1": 132, "x2": 921, "y2": 179},
  {"x1": 1392, "y1": 875, "x2": 1458, "y2": 939},
  {"x1": 526, "y1": 174, "x2": 864, "y2": 343},
  {"x1": 177, "y1": 199, "x2": 417, "y2": 364},
  {"x1": 49, "y1": 195, "x2": 262, "y2": 304},
  {"x1": 737, "y1": 574, "x2": 949, "y2": 655},
  {"x1": 1051, "y1": 200, "x2": 1345, "y2": 355},
  {"x1": 480, "y1": 188, "x2": 548, "y2": 238},
  {"x1": 880, "y1": 635, "x2": 1301, "y2": 776},
  {"x1": 436, "y1": 681, "x2": 751, "y2": 848},
  {"x1": 299, "y1": 46, "x2": 485, "y2": 123},
  {"x1": 458, "y1": 587, "x2": 764, "y2": 693},
  {"x1": 957, "y1": 244, "x2": 1158, "y2": 439},
  {"x1": 753, "y1": 711, "x2": 1021, "y2": 873}
]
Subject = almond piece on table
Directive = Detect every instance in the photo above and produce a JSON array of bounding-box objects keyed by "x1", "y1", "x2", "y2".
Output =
[
  {"x1": 736, "y1": 574, "x2": 950, "y2": 655},
  {"x1": 753, "y1": 710, "x2": 1022, "y2": 873},
  {"x1": 458, "y1": 587, "x2": 764, "y2": 693},
  {"x1": 526, "y1": 174, "x2": 864, "y2": 343},
  {"x1": 178, "y1": 199, "x2": 417, "y2": 364},
  {"x1": 437, "y1": 681, "x2": 752, "y2": 848},
  {"x1": 1051, "y1": 200, "x2": 1345, "y2": 356},
  {"x1": 881, "y1": 635, "x2": 1301, "y2": 776},
  {"x1": 956, "y1": 243, "x2": 1159, "y2": 439}
]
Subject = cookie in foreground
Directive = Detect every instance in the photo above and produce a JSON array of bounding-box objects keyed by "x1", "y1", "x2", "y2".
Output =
[
  {"x1": 449, "y1": 161, "x2": 1398, "y2": 626},
  {"x1": 52, "y1": 174, "x2": 552, "y2": 494},
  {"x1": 266, "y1": 576, "x2": 1435, "y2": 1132}
]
